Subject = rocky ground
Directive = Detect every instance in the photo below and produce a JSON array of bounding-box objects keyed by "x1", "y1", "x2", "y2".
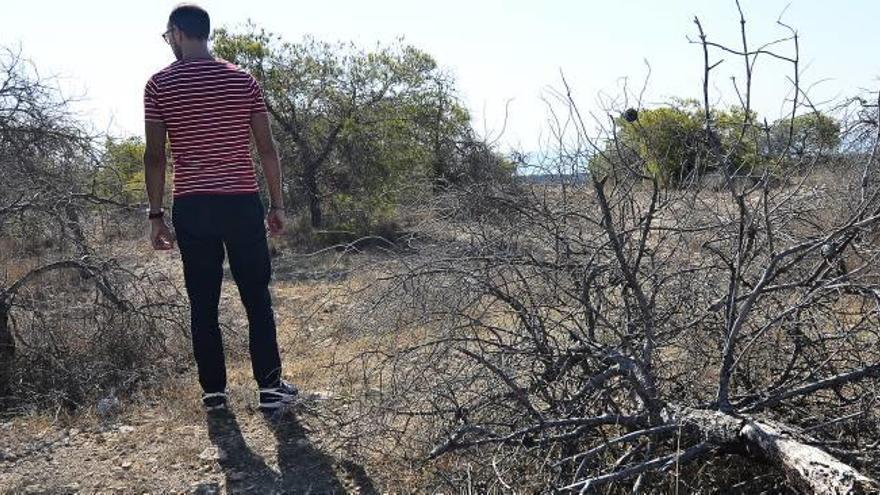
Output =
[{"x1": 0, "y1": 400, "x2": 375, "y2": 494}]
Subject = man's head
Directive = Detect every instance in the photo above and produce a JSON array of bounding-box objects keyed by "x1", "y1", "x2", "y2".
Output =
[{"x1": 164, "y1": 4, "x2": 210, "y2": 61}]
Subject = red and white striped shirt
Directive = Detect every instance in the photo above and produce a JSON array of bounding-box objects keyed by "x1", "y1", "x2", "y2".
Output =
[{"x1": 143, "y1": 58, "x2": 268, "y2": 197}]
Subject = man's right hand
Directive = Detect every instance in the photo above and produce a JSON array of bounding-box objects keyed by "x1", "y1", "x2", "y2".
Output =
[{"x1": 150, "y1": 218, "x2": 175, "y2": 250}]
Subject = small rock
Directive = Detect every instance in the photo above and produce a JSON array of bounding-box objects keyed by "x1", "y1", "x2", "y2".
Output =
[
  {"x1": 121, "y1": 460, "x2": 133, "y2": 469},
  {"x1": 198, "y1": 446, "x2": 226, "y2": 461},
  {"x1": 97, "y1": 396, "x2": 120, "y2": 417},
  {"x1": 119, "y1": 425, "x2": 135, "y2": 434},
  {"x1": 308, "y1": 390, "x2": 335, "y2": 401}
]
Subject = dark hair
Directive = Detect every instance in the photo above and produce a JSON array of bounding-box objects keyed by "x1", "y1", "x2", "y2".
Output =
[{"x1": 169, "y1": 4, "x2": 210, "y2": 40}]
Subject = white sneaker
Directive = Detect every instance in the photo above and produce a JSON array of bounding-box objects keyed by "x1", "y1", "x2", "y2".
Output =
[
  {"x1": 258, "y1": 381, "x2": 299, "y2": 410},
  {"x1": 202, "y1": 391, "x2": 227, "y2": 411}
]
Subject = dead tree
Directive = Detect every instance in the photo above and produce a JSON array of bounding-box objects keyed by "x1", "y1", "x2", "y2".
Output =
[
  {"x1": 0, "y1": 48, "x2": 187, "y2": 404},
  {"x1": 325, "y1": 4, "x2": 880, "y2": 493}
]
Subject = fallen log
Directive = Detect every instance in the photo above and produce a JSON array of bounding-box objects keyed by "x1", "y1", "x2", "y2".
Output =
[{"x1": 670, "y1": 406, "x2": 879, "y2": 495}]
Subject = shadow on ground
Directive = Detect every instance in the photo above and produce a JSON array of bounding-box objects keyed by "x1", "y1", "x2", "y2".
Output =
[{"x1": 203, "y1": 409, "x2": 376, "y2": 494}]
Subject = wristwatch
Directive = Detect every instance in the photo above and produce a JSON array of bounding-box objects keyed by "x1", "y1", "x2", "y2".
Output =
[{"x1": 148, "y1": 209, "x2": 164, "y2": 220}]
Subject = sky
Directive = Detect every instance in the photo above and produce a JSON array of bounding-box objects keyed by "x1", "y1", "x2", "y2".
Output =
[{"x1": 2, "y1": 1, "x2": 879, "y2": 152}]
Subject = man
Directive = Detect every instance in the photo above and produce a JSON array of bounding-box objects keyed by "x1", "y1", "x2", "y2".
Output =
[{"x1": 143, "y1": 4, "x2": 297, "y2": 411}]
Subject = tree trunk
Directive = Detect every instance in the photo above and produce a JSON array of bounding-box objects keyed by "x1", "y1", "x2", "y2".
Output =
[
  {"x1": 64, "y1": 204, "x2": 87, "y2": 254},
  {"x1": 669, "y1": 407, "x2": 879, "y2": 494},
  {"x1": 0, "y1": 302, "x2": 13, "y2": 398},
  {"x1": 304, "y1": 160, "x2": 322, "y2": 228},
  {"x1": 741, "y1": 419, "x2": 878, "y2": 495}
]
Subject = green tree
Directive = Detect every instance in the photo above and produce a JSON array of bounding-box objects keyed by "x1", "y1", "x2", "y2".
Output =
[
  {"x1": 213, "y1": 27, "x2": 487, "y2": 229},
  {"x1": 595, "y1": 100, "x2": 766, "y2": 186},
  {"x1": 95, "y1": 136, "x2": 148, "y2": 203},
  {"x1": 617, "y1": 102, "x2": 704, "y2": 185},
  {"x1": 768, "y1": 112, "x2": 840, "y2": 160}
]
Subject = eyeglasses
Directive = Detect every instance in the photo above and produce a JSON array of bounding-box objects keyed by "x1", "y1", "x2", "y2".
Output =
[{"x1": 161, "y1": 28, "x2": 173, "y2": 44}]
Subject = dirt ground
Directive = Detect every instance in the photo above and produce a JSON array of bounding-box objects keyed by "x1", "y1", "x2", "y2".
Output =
[{"x1": 0, "y1": 242, "x2": 384, "y2": 494}]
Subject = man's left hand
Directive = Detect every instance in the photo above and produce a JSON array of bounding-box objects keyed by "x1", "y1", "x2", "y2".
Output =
[{"x1": 267, "y1": 208, "x2": 285, "y2": 237}]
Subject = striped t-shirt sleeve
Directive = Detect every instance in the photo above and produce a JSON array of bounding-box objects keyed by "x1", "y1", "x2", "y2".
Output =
[
  {"x1": 249, "y1": 77, "x2": 268, "y2": 115},
  {"x1": 143, "y1": 78, "x2": 164, "y2": 122}
]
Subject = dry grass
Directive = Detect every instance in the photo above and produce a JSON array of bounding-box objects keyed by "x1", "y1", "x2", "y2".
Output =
[{"x1": 3, "y1": 167, "x2": 880, "y2": 492}]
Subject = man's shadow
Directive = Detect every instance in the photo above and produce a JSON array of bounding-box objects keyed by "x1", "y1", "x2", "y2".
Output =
[{"x1": 204, "y1": 408, "x2": 376, "y2": 494}]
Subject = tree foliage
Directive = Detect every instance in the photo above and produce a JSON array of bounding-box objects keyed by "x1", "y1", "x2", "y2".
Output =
[
  {"x1": 768, "y1": 111, "x2": 841, "y2": 160},
  {"x1": 213, "y1": 26, "x2": 509, "y2": 230},
  {"x1": 593, "y1": 98, "x2": 840, "y2": 186},
  {"x1": 94, "y1": 136, "x2": 150, "y2": 204}
]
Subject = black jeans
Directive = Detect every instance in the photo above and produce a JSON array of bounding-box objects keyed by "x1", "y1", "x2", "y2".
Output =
[{"x1": 172, "y1": 193, "x2": 282, "y2": 392}]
